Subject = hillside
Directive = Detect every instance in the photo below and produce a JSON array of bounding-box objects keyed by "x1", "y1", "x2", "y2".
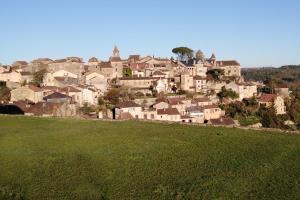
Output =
[
  {"x1": 0, "y1": 116, "x2": 300, "y2": 199},
  {"x1": 242, "y1": 65, "x2": 300, "y2": 89}
]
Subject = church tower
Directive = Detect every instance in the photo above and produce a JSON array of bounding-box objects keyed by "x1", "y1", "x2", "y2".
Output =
[{"x1": 109, "y1": 45, "x2": 123, "y2": 78}]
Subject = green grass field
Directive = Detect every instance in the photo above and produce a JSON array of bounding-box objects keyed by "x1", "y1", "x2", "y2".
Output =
[{"x1": 0, "y1": 116, "x2": 300, "y2": 199}]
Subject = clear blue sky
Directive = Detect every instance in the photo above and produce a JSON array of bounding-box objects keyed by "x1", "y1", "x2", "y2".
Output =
[{"x1": 0, "y1": 0, "x2": 299, "y2": 67}]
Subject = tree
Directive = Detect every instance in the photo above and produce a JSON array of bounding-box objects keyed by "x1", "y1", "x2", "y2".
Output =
[
  {"x1": 257, "y1": 105, "x2": 285, "y2": 129},
  {"x1": 79, "y1": 103, "x2": 94, "y2": 115},
  {"x1": 0, "y1": 87, "x2": 11, "y2": 103},
  {"x1": 217, "y1": 86, "x2": 239, "y2": 102},
  {"x1": 123, "y1": 68, "x2": 132, "y2": 77},
  {"x1": 172, "y1": 47, "x2": 194, "y2": 61},
  {"x1": 32, "y1": 69, "x2": 46, "y2": 86},
  {"x1": 206, "y1": 69, "x2": 224, "y2": 81},
  {"x1": 104, "y1": 88, "x2": 121, "y2": 105}
]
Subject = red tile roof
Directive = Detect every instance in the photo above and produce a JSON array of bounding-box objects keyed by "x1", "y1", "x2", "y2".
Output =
[
  {"x1": 258, "y1": 93, "x2": 278, "y2": 103},
  {"x1": 192, "y1": 97, "x2": 210, "y2": 103},
  {"x1": 216, "y1": 60, "x2": 240, "y2": 66},
  {"x1": 28, "y1": 85, "x2": 43, "y2": 92},
  {"x1": 203, "y1": 104, "x2": 219, "y2": 109},
  {"x1": 157, "y1": 108, "x2": 180, "y2": 115},
  {"x1": 116, "y1": 101, "x2": 141, "y2": 108}
]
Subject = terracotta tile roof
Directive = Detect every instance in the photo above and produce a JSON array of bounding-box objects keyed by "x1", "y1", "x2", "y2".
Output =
[
  {"x1": 28, "y1": 85, "x2": 43, "y2": 92},
  {"x1": 99, "y1": 62, "x2": 113, "y2": 68},
  {"x1": 119, "y1": 77, "x2": 158, "y2": 81},
  {"x1": 116, "y1": 101, "x2": 141, "y2": 108},
  {"x1": 192, "y1": 97, "x2": 210, "y2": 103},
  {"x1": 258, "y1": 93, "x2": 278, "y2": 103},
  {"x1": 157, "y1": 108, "x2": 180, "y2": 115},
  {"x1": 110, "y1": 57, "x2": 122, "y2": 62},
  {"x1": 153, "y1": 71, "x2": 165, "y2": 76},
  {"x1": 54, "y1": 77, "x2": 79, "y2": 85},
  {"x1": 209, "y1": 117, "x2": 235, "y2": 126},
  {"x1": 167, "y1": 97, "x2": 186, "y2": 105},
  {"x1": 216, "y1": 60, "x2": 240, "y2": 66},
  {"x1": 186, "y1": 106, "x2": 204, "y2": 113},
  {"x1": 88, "y1": 57, "x2": 98, "y2": 62},
  {"x1": 13, "y1": 61, "x2": 28, "y2": 66},
  {"x1": 203, "y1": 104, "x2": 219, "y2": 109},
  {"x1": 43, "y1": 92, "x2": 71, "y2": 100},
  {"x1": 54, "y1": 59, "x2": 67, "y2": 63},
  {"x1": 20, "y1": 72, "x2": 32, "y2": 76},
  {"x1": 61, "y1": 86, "x2": 81, "y2": 93},
  {"x1": 41, "y1": 86, "x2": 61, "y2": 91}
]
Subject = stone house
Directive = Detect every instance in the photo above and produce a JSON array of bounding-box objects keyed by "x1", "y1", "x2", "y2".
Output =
[
  {"x1": 43, "y1": 92, "x2": 72, "y2": 103},
  {"x1": 194, "y1": 76, "x2": 208, "y2": 93},
  {"x1": 142, "y1": 109, "x2": 157, "y2": 120},
  {"x1": 203, "y1": 105, "x2": 222, "y2": 120},
  {"x1": 48, "y1": 57, "x2": 84, "y2": 79},
  {"x1": 52, "y1": 70, "x2": 78, "y2": 79},
  {"x1": 226, "y1": 82, "x2": 257, "y2": 101},
  {"x1": 258, "y1": 93, "x2": 286, "y2": 115},
  {"x1": 10, "y1": 85, "x2": 43, "y2": 103},
  {"x1": 25, "y1": 102, "x2": 76, "y2": 117},
  {"x1": 186, "y1": 106, "x2": 205, "y2": 123},
  {"x1": 115, "y1": 101, "x2": 142, "y2": 119},
  {"x1": 85, "y1": 71, "x2": 108, "y2": 93},
  {"x1": 79, "y1": 87, "x2": 99, "y2": 106},
  {"x1": 152, "y1": 101, "x2": 169, "y2": 110},
  {"x1": 156, "y1": 108, "x2": 181, "y2": 122},
  {"x1": 180, "y1": 73, "x2": 194, "y2": 92},
  {"x1": 274, "y1": 84, "x2": 290, "y2": 98},
  {"x1": 191, "y1": 97, "x2": 212, "y2": 107}
]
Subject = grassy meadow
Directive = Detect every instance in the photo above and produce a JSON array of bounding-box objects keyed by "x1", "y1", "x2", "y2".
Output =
[{"x1": 0, "y1": 115, "x2": 300, "y2": 199}]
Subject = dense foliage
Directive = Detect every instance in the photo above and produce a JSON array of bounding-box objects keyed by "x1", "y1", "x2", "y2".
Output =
[
  {"x1": 0, "y1": 86, "x2": 11, "y2": 103},
  {"x1": 32, "y1": 69, "x2": 47, "y2": 86},
  {"x1": 217, "y1": 86, "x2": 239, "y2": 102},
  {"x1": 172, "y1": 47, "x2": 194, "y2": 61}
]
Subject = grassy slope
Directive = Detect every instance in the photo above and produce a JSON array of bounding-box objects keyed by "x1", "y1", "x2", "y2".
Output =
[{"x1": 0, "y1": 116, "x2": 300, "y2": 199}]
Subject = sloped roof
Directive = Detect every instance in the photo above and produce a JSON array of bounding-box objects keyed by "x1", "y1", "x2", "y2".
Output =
[
  {"x1": 258, "y1": 93, "x2": 278, "y2": 102},
  {"x1": 216, "y1": 60, "x2": 240, "y2": 66},
  {"x1": 28, "y1": 85, "x2": 43, "y2": 92},
  {"x1": 61, "y1": 86, "x2": 81, "y2": 93},
  {"x1": 203, "y1": 104, "x2": 219, "y2": 109},
  {"x1": 157, "y1": 108, "x2": 180, "y2": 115},
  {"x1": 116, "y1": 101, "x2": 141, "y2": 108},
  {"x1": 153, "y1": 71, "x2": 165, "y2": 76},
  {"x1": 186, "y1": 106, "x2": 204, "y2": 113},
  {"x1": 43, "y1": 92, "x2": 71, "y2": 100},
  {"x1": 54, "y1": 77, "x2": 79, "y2": 85},
  {"x1": 192, "y1": 97, "x2": 210, "y2": 103}
]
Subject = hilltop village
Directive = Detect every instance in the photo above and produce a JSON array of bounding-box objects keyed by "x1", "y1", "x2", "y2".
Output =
[{"x1": 0, "y1": 47, "x2": 290, "y2": 127}]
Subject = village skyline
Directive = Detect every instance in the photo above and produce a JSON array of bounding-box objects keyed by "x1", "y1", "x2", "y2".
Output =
[{"x1": 1, "y1": 0, "x2": 300, "y2": 67}]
